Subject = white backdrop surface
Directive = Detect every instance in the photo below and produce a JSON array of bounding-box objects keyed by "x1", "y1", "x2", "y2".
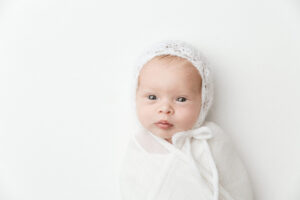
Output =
[{"x1": 0, "y1": 0, "x2": 299, "y2": 200}]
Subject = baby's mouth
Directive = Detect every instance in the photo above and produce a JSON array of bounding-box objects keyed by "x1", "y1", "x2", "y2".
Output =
[{"x1": 155, "y1": 120, "x2": 174, "y2": 130}]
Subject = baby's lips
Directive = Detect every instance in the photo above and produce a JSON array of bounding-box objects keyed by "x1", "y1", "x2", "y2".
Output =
[
  {"x1": 156, "y1": 120, "x2": 173, "y2": 126},
  {"x1": 155, "y1": 120, "x2": 174, "y2": 130}
]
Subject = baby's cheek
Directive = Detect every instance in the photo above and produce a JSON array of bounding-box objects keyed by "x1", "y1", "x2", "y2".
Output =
[
  {"x1": 137, "y1": 106, "x2": 153, "y2": 124},
  {"x1": 178, "y1": 107, "x2": 199, "y2": 127}
]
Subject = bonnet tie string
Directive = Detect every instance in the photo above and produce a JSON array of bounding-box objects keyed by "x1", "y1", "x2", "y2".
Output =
[
  {"x1": 177, "y1": 126, "x2": 219, "y2": 200},
  {"x1": 149, "y1": 125, "x2": 220, "y2": 200}
]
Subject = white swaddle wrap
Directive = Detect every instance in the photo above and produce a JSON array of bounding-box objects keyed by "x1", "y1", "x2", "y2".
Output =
[{"x1": 119, "y1": 40, "x2": 254, "y2": 200}]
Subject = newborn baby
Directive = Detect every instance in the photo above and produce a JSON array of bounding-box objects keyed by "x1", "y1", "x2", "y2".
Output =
[{"x1": 119, "y1": 40, "x2": 254, "y2": 200}]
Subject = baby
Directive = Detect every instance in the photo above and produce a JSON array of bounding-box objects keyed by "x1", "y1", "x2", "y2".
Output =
[{"x1": 119, "y1": 40, "x2": 254, "y2": 200}]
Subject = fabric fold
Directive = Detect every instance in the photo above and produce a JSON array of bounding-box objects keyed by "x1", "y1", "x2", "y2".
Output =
[{"x1": 148, "y1": 125, "x2": 219, "y2": 200}]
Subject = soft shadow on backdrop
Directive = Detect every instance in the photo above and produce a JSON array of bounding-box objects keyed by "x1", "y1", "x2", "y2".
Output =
[{"x1": 0, "y1": 0, "x2": 299, "y2": 200}]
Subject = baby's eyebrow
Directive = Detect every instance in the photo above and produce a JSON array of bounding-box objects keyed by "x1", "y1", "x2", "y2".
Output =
[
  {"x1": 140, "y1": 90, "x2": 156, "y2": 94},
  {"x1": 139, "y1": 86, "x2": 198, "y2": 94},
  {"x1": 139, "y1": 89, "x2": 197, "y2": 96},
  {"x1": 139, "y1": 87, "x2": 158, "y2": 92}
]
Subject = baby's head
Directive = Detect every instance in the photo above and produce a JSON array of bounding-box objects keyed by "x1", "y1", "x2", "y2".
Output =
[
  {"x1": 132, "y1": 40, "x2": 214, "y2": 143},
  {"x1": 136, "y1": 55, "x2": 202, "y2": 143}
]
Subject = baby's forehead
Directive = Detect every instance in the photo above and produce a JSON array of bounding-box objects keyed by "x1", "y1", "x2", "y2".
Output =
[
  {"x1": 141, "y1": 55, "x2": 198, "y2": 74},
  {"x1": 137, "y1": 55, "x2": 202, "y2": 93},
  {"x1": 145, "y1": 54, "x2": 191, "y2": 66}
]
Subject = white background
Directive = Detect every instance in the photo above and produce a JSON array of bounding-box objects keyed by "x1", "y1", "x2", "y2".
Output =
[{"x1": 0, "y1": 0, "x2": 299, "y2": 199}]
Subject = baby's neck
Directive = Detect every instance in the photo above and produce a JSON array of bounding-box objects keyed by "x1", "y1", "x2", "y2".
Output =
[{"x1": 164, "y1": 138, "x2": 173, "y2": 144}]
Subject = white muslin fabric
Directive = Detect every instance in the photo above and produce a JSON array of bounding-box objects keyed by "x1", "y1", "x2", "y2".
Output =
[
  {"x1": 119, "y1": 40, "x2": 254, "y2": 200},
  {"x1": 119, "y1": 121, "x2": 254, "y2": 200}
]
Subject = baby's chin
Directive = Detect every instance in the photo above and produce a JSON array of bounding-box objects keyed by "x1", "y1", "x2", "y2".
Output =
[{"x1": 148, "y1": 127, "x2": 177, "y2": 141}]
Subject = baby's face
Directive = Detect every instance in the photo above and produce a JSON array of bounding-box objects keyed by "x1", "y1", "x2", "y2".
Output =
[{"x1": 136, "y1": 56, "x2": 202, "y2": 143}]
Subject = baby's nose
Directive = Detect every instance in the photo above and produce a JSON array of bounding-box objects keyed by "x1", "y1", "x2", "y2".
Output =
[{"x1": 158, "y1": 103, "x2": 174, "y2": 115}]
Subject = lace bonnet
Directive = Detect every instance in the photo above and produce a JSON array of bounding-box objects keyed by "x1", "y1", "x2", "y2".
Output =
[{"x1": 130, "y1": 40, "x2": 214, "y2": 130}]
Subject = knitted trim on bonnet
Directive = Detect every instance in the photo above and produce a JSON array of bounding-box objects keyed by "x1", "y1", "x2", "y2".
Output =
[{"x1": 130, "y1": 40, "x2": 214, "y2": 129}]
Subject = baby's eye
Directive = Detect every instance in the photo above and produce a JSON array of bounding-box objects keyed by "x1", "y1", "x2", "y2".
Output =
[
  {"x1": 177, "y1": 97, "x2": 187, "y2": 102},
  {"x1": 148, "y1": 95, "x2": 157, "y2": 100}
]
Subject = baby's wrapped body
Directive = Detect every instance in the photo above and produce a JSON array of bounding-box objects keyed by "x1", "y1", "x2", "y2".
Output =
[
  {"x1": 119, "y1": 40, "x2": 254, "y2": 200},
  {"x1": 119, "y1": 121, "x2": 254, "y2": 200}
]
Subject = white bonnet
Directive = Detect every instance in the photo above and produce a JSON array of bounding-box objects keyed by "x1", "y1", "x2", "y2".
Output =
[{"x1": 130, "y1": 40, "x2": 214, "y2": 130}]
